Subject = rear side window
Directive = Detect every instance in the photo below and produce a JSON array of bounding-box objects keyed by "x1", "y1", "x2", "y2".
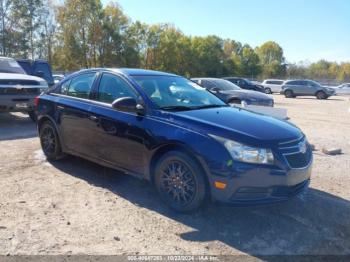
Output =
[
  {"x1": 287, "y1": 81, "x2": 301, "y2": 85},
  {"x1": 97, "y1": 73, "x2": 137, "y2": 103},
  {"x1": 61, "y1": 80, "x2": 71, "y2": 94},
  {"x1": 67, "y1": 73, "x2": 96, "y2": 99}
]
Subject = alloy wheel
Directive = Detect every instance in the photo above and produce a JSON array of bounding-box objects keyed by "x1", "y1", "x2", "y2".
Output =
[
  {"x1": 41, "y1": 126, "x2": 56, "y2": 155},
  {"x1": 159, "y1": 160, "x2": 196, "y2": 206}
]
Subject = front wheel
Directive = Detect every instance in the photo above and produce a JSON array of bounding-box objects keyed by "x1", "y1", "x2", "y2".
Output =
[
  {"x1": 154, "y1": 151, "x2": 208, "y2": 213},
  {"x1": 39, "y1": 121, "x2": 64, "y2": 161},
  {"x1": 228, "y1": 98, "x2": 242, "y2": 106},
  {"x1": 284, "y1": 90, "x2": 295, "y2": 98},
  {"x1": 264, "y1": 88, "x2": 272, "y2": 94},
  {"x1": 316, "y1": 91, "x2": 327, "y2": 99}
]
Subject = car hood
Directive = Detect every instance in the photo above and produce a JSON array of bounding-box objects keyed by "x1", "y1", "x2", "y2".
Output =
[
  {"x1": 0, "y1": 73, "x2": 45, "y2": 82},
  {"x1": 166, "y1": 107, "x2": 302, "y2": 146},
  {"x1": 220, "y1": 89, "x2": 272, "y2": 100}
]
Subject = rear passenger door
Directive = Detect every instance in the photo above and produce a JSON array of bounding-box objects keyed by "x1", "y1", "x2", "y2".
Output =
[
  {"x1": 57, "y1": 72, "x2": 98, "y2": 156},
  {"x1": 289, "y1": 81, "x2": 303, "y2": 95}
]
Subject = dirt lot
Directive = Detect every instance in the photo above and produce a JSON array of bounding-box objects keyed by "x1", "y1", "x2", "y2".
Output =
[{"x1": 0, "y1": 95, "x2": 350, "y2": 257}]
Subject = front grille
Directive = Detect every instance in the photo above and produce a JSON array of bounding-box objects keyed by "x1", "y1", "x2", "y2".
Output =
[
  {"x1": 0, "y1": 80, "x2": 40, "y2": 86},
  {"x1": 279, "y1": 136, "x2": 312, "y2": 168},
  {"x1": 284, "y1": 148, "x2": 312, "y2": 168},
  {"x1": 0, "y1": 88, "x2": 40, "y2": 95}
]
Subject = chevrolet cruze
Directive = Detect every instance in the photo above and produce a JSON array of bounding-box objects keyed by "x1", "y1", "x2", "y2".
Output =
[{"x1": 36, "y1": 68, "x2": 313, "y2": 212}]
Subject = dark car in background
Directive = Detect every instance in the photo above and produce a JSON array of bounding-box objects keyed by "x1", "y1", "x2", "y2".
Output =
[
  {"x1": 191, "y1": 78, "x2": 274, "y2": 107},
  {"x1": 16, "y1": 59, "x2": 54, "y2": 87},
  {"x1": 223, "y1": 77, "x2": 265, "y2": 93},
  {"x1": 281, "y1": 79, "x2": 335, "y2": 99},
  {"x1": 36, "y1": 68, "x2": 312, "y2": 212}
]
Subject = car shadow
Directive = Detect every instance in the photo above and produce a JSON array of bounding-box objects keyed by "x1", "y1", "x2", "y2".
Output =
[
  {"x1": 50, "y1": 155, "x2": 350, "y2": 256},
  {"x1": 0, "y1": 112, "x2": 37, "y2": 141}
]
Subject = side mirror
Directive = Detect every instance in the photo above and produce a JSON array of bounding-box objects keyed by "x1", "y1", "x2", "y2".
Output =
[
  {"x1": 211, "y1": 87, "x2": 220, "y2": 93},
  {"x1": 112, "y1": 97, "x2": 145, "y2": 115}
]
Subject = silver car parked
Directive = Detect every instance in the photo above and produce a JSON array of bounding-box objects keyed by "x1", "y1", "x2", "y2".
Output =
[{"x1": 281, "y1": 79, "x2": 335, "y2": 99}]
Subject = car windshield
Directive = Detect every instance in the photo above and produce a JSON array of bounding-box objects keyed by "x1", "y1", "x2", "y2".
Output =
[
  {"x1": 0, "y1": 58, "x2": 26, "y2": 74},
  {"x1": 212, "y1": 79, "x2": 241, "y2": 91},
  {"x1": 132, "y1": 75, "x2": 227, "y2": 110}
]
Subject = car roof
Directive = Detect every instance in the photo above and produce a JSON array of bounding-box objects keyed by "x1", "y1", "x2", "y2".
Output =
[
  {"x1": 264, "y1": 79, "x2": 285, "y2": 81},
  {"x1": 71, "y1": 68, "x2": 179, "y2": 77},
  {"x1": 191, "y1": 77, "x2": 222, "y2": 81},
  {"x1": 222, "y1": 77, "x2": 243, "y2": 79}
]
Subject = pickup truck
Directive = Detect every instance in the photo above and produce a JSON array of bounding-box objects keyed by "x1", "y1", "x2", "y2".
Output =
[{"x1": 0, "y1": 56, "x2": 48, "y2": 121}]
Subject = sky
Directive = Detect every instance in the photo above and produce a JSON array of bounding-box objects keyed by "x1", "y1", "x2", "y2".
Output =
[{"x1": 101, "y1": 0, "x2": 350, "y2": 63}]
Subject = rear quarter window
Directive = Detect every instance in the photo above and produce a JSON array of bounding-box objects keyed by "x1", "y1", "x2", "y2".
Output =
[
  {"x1": 67, "y1": 73, "x2": 96, "y2": 99},
  {"x1": 51, "y1": 79, "x2": 71, "y2": 94}
]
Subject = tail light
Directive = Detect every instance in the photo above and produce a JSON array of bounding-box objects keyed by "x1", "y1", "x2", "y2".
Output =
[{"x1": 34, "y1": 96, "x2": 40, "y2": 107}]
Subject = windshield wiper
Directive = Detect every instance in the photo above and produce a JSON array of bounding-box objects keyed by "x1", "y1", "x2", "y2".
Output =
[
  {"x1": 192, "y1": 104, "x2": 228, "y2": 110},
  {"x1": 159, "y1": 105, "x2": 194, "y2": 111}
]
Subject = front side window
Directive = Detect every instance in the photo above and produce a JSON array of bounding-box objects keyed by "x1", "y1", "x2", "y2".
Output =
[
  {"x1": 67, "y1": 73, "x2": 96, "y2": 99},
  {"x1": 132, "y1": 75, "x2": 226, "y2": 110},
  {"x1": 97, "y1": 73, "x2": 137, "y2": 103}
]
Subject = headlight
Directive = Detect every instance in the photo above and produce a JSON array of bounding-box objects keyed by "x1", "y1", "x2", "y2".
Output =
[{"x1": 210, "y1": 135, "x2": 274, "y2": 165}]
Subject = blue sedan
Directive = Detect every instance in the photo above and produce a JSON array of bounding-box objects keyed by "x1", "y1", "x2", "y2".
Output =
[{"x1": 36, "y1": 68, "x2": 312, "y2": 212}]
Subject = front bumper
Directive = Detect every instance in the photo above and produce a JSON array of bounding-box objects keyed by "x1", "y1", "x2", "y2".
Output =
[
  {"x1": 0, "y1": 95, "x2": 36, "y2": 112},
  {"x1": 209, "y1": 157, "x2": 312, "y2": 205}
]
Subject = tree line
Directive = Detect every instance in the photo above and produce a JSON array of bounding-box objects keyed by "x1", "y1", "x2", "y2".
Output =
[{"x1": 1, "y1": 0, "x2": 349, "y2": 82}]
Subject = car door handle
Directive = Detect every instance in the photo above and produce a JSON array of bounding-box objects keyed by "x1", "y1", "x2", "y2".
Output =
[
  {"x1": 57, "y1": 105, "x2": 65, "y2": 110},
  {"x1": 88, "y1": 115, "x2": 99, "y2": 122}
]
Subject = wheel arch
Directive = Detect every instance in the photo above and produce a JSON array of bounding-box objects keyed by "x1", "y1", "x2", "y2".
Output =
[{"x1": 37, "y1": 115, "x2": 64, "y2": 149}]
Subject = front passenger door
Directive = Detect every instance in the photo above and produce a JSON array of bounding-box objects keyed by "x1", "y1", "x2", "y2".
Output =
[{"x1": 89, "y1": 73, "x2": 148, "y2": 174}]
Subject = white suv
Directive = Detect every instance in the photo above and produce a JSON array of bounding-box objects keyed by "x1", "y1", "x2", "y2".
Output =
[{"x1": 262, "y1": 79, "x2": 285, "y2": 94}]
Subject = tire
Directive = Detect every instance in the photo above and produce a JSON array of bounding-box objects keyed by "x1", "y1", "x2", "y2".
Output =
[
  {"x1": 28, "y1": 111, "x2": 37, "y2": 122},
  {"x1": 264, "y1": 88, "x2": 272, "y2": 94},
  {"x1": 154, "y1": 151, "x2": 208, "y2": 213},
  {"x1": 39, "y1": 121, "x2": 64, "y2": 161},
  {"x1": 284, "y1": 90, "x2": 295, "y2": 98},
  {"x1": 228, "y1": 98, "x2": 241, "y2": 105},
  {"x1": 316, "y1": 91, "x2": 327, "y2": 100}
]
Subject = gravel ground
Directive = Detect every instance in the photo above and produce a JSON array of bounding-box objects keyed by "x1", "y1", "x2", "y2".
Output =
[{"x1": 0, "y1": 94, "x2": 349, "y2": 257}]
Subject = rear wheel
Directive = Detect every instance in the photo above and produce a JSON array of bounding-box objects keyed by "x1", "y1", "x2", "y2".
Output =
[
  {"x1": 316, "y1": 91, "x2": 327, "y2": 99},
  {"x1": 264, "y1": 88, "x2": 272, "y2": 94},
  {"x1": 39, "y1": 121, "x2": 64, "y2": 161},
  {"x1": 284, "y1": 90, "x2": 295, "y2": 98},
  {"x1": 154, "y1": 151, "x2": 208, "y2": 213}
]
